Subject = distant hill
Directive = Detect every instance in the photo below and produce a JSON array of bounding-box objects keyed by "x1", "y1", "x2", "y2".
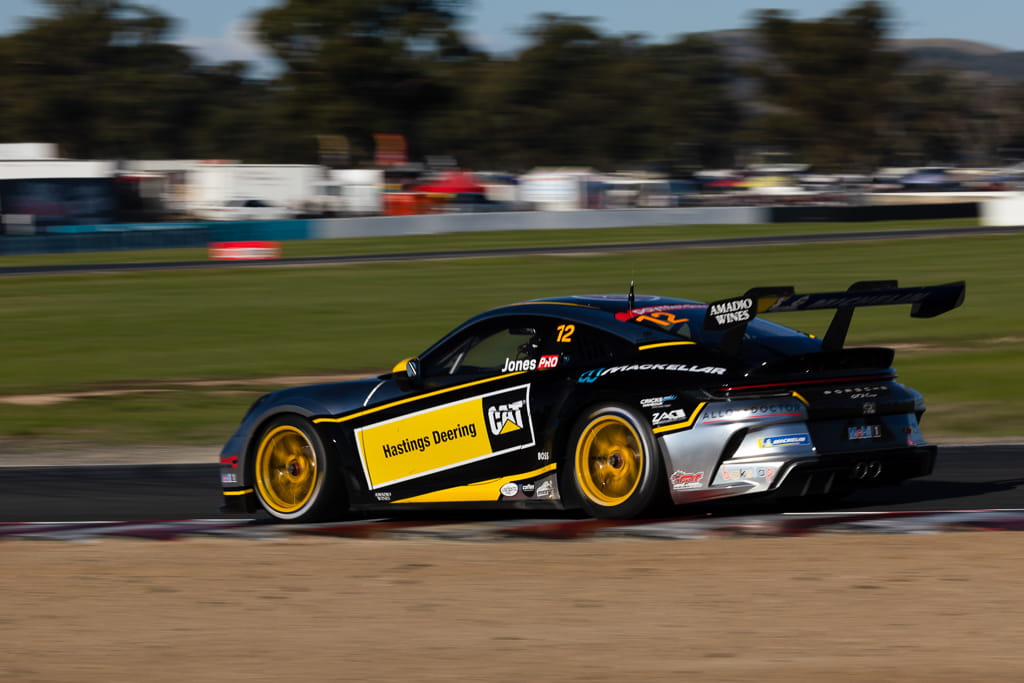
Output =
[
  {"x1": 893, "y1": 39, "x2": 1024, "y2": 82},
  {"x1": 701, "y1": 31, "x2": 1024, "y2": 83}
]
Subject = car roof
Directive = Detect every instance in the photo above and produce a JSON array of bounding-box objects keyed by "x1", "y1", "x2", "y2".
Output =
[{"x1": 461, "y1": 294, "x2": 708, "y2": 344}]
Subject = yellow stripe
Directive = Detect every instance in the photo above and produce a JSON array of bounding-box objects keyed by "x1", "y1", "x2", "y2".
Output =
[
  {"x1": 313, "y1": 372, "x2": 526, "y2": 424},
  {"x1": 652, "y1": 402, "x2": 707, "y2": 434},
  {"x1": 638, "y1": 341, "x2": 696, "y2": 351},
  {"x1": 791, "y1": 391, "x2": 810, "y2": 406},
  {"x1": 223, "y1": 488, "x2": 253, "y2": 496},
  {"x1": 392, "y1": 464, "x2": 558, "y2": 504}
]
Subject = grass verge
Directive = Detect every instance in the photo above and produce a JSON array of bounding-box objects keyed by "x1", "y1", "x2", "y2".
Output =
[{"x1": 0, "y1": 224, "x2": 1019, "y2": 445}]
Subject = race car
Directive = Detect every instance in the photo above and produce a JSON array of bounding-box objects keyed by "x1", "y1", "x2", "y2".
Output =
[{"x1": 220, "y1": 279, "x2": 965, "y2": 522}]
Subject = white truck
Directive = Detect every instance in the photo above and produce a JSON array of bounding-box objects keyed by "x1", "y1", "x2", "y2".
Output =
[
  {"x1": 186, "y1": 163, "x2": 384, "y2": 219},
  {"x1": 186, "y1": 163, "x2": 331, "y2": 219}
]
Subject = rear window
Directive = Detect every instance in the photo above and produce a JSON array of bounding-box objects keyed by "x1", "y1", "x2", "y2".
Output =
[{"x1": 624, "y1": 304, "x2": 821, "y2": 359}]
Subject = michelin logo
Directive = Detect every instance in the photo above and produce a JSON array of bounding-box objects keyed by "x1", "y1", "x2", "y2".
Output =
[{"x1": 758, "y1": 433, "x2": 810, "y2": 448}]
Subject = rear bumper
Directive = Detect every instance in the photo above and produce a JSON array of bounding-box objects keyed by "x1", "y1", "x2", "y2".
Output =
[{"x1": 773, "y1": 445, "x2": 936, "y2": 497}]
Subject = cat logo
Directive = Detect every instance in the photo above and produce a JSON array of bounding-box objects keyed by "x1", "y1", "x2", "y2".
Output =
[
  {"x1": 488, "y1": 400, "x2": 525, "y2": 436},
  {"x1": 480, "y1": 385, "x2": 535, "y2": 453}
]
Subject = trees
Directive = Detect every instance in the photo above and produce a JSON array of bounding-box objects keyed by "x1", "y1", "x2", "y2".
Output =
[
  {"x1": 746, "y1": 1, "x2": 904, "y2": 171},
  {"x1": 0, "y1": 0, "x2": 1019, "y2": 172},
  {"x1": 0, "y1": 0, "x2": 203, "y2": 158},
  {"x1": 253, "y1": 0, "x2": 476, "y2": 164},
  {"x1": 421, "y1": 15, "x2": 739, "y2": 172}
]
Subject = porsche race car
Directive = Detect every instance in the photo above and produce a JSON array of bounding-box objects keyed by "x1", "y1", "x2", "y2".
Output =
[{"x1": 220, "y1": 280, "x2": 965, "y2": 521}]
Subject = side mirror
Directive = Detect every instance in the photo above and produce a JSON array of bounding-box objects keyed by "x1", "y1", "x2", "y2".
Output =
[{"x1": 391, "y1": 357, "x2": 422, "y2": 387}]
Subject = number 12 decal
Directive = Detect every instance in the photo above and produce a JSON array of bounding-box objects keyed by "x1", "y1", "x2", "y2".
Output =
[
  {"x1": 556, "y1": 324, "x2": 575, "y2": 343},
  {"x1": 635, "y1": 311, "x2": 688, "y2": 327}
]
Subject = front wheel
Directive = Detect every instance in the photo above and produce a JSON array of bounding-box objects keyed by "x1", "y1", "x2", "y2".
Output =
[
  {"x1": 252, "y1": 415, "x2": 346, "y2": 522},
  {"x1": 565, "y1": 404, "x2": 668, "y2": 519}
]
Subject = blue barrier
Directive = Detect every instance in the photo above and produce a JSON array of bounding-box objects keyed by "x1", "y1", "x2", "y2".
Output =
[{"x1": 1, "y1": 220, "x2": 313, "y2": 255}]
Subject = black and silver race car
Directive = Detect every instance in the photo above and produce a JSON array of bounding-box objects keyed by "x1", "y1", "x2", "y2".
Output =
[{"x1": 220, "y1": 280, "x2": 965, "y2": 522}]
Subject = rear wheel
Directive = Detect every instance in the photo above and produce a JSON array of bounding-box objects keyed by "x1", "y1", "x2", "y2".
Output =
[
  {"x1": 566, "y1": 404, "x2": 668, "y2": 519},
  {"x1": 253, "y1": 415, "x2": 345, "y2": 522}
]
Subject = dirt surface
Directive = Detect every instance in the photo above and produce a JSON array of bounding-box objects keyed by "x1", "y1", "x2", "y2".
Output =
[{"x1": 3, "y1": 532, "x2": 1023, "y2": 681}]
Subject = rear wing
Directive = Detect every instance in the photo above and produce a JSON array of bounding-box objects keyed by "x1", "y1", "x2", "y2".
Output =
[{"x1": 703, "y1": 280, "x2": 966, "y2": 355}]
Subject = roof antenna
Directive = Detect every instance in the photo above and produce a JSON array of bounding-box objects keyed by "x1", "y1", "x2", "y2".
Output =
[{"x1": 628, "y1": 279, "x2": 635, "y2": 310}]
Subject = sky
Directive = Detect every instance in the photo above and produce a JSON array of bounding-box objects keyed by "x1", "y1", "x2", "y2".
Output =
[{"x1": 0, "y1": 0, "x2": 1021, "y2": 71}]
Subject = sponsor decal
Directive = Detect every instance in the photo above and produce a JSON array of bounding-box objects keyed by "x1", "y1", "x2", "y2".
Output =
[
  {"x1": 502, "y1": 357, "x2": 536, "y2": 372},
  {"x1": 488, "y1": 399, "x2": 526, "y2": 436},
  {"x1": 534, "y1": 479, "x2": 556, "y2": 499},
  {"x1": 770, "y1": 291, "x2": 930, "y2": 313},
  {"x1": 536, "y1": 450, "x2": 551, "y2": 461},
  {"x1": 640, "y1": 395, "x2": 677, "y2": 409},
  {"x1": 538, "y1": 354, "x2": 559, "y2": 369},
  {"x1": 862, "y1": 402, "x2": 877, "y2": 415},
  {"x1": 758, "y1": 433, "x2": 811, "y2": 448},
  {"x1": 615, "y1": 303, "x2": 703, "y2": 321},
  {"x1": 848, "y1": 424, "x2": 882, "y2": 440},
  {"x1": 670, "y1": 470, "x2": 704, "y2": 490},
  {"x1": 578, "y1": 363, "x2": 726, "y2": 383},
  {"x1": 381, "y1": 435, "x2": 431, "y2": 458},
  {"x1": 374, "y1": 491, "x2": 392, "y2": 502},
  {"x1": 354, "y1": 384, "x2": 535, "y2": 489},
  {"x1": 707, "y1": 297, "x2": 753, "y2": 326},
  {"x1": 502, "y1": 355, "x2": 560, "y2": 373},
  {"x1": 701, "y1": 403, "x2": 802, "y2": 424},
  {"x1": 221, "y1": 472, "x2": 238, "y2": 485},
  {"x1": 721, "y1": 464, "x2": 779, "y2": 482},
  {"x1": 521, "y1": 482, "x2": 536, "y2": 497},
  {"x1": 500, "y1": 482, "x2": 519, "y2": 497},
  {"x1": 652, "y1": 408, "x2": 688, "y2": 426}
]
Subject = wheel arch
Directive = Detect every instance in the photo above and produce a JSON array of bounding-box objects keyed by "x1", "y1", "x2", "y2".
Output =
[
  {"x1": 555, "y1": 398, "x2": 670, "y2": 515},
  {"x1": 239, "y1": 403, "x2": 344, "y2": 490}
]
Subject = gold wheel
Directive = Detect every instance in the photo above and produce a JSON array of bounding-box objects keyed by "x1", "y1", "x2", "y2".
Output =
[
  {"x1": 574, "y1": 415, "x2": 644, "y2": 506},
  {"x1": 254, "y1": 424, "x2": 320, "y2": 516}
]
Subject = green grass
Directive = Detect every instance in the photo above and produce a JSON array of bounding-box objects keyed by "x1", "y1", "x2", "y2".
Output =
[{"x1": 1, "y1": 224, "x2": 1020, "y2": 445}]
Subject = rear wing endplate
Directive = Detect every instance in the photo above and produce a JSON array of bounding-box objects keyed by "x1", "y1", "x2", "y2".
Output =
[{"x1": 703, "y1": 280, "x2": 965, "y2": 355}]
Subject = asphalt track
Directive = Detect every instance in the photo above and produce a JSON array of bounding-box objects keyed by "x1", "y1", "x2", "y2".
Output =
[
  {"x1": 1, "y1": 444, "x2": 1020, "y2": 525},
  {"x1": 3, "y1": 224, "x2": 1023, "y2": 276}
]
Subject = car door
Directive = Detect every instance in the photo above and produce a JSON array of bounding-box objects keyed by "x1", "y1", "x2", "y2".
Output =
[{"x1": 342, "y1": 315, "x2": 564, "y2": 506}]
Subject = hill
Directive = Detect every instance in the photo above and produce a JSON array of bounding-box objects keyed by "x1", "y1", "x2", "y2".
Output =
[{"x1": 702, "y1": 31, "x2": 1024, "y2": 83}]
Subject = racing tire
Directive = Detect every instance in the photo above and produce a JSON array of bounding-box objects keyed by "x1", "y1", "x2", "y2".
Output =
[
  {"x1": 252, "y1": 415, "x2": 346, "y2": 523},
  {"x1": 565, "y1": 404, "x2": 669, "y2": 519}
]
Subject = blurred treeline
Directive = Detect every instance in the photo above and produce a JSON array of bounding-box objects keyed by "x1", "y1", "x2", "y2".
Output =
[{"x1": 1, "y1": 0, "x2": 1022, "y2": 173}]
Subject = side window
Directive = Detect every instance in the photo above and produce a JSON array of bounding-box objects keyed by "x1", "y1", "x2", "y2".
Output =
[
  {"x1": 459, "y1": 328, "x2": 539, "y2": 373},
  {"x1": 421, "y1": 319, "x2": 551, "y2": 378}
]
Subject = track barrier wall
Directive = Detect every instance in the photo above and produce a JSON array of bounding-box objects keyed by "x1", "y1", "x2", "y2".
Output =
[{"x1": 0, "y1": 200, "x2": 998, "y2": 255}]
